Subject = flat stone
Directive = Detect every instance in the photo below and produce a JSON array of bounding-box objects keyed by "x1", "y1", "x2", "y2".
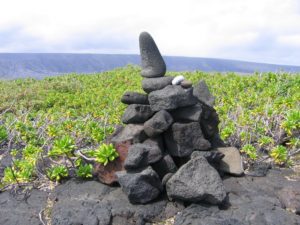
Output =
[
  {"x1": 110, "y1": 124, "x2": 147, "y2": 144},
  {"x1": 193, "y1": 80, "x2": 215, "y2": 107},
  {"x1": 124, "y1": 139, "x2": 163, "y2": 170},
  {"x1": 142, "y1": 76, "x2": 174, "y2": 93},
  {"x1": 121, "y1": 104, "x2": 154, "y2": 124},
  {"x1": 200, "y1": 104, "x2": 220, "y2": 138},
  {"x1": 180, "y1": 80, "x2": 193, "y2": 89},
  {"x1": 121, "y1": 91, "x2": 149, "y2": 105},
  {"x1": 171, "y1": 104, "x2": 202, "y2": 122},
  {"x1": 116, "y1": 167, "x2": 163, "y2": 204},
  {"x1": 144, "y1": 110, "x2": 173, "y2": 137},
  {"x1": 152, "y1": 154, "x2": 178, "y2": 178},
  {"x1": 166, "y1": 156, "x2": 226, "y2": 205},
  {"x1": 94, "y1": 141, "x2": 130, "y2": 185},
  {"x1": 217, "y1": 147, "x2": 244, "y2": 176},
  {"x1": 139, "y1": 32, "x2": 166, "y2": 78},
  {"x1": 164, "y1": 122, "x2": 211, "y2": 157},
  {"x1": 148, "y1": 85, "x2": 197, "y2": 111}
]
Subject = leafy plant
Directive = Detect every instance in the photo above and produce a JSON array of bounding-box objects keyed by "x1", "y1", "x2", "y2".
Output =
[
  {"x1": 76, "y1": 164, "x2": 93, "y2": 178},
  {"x1": 47, "y1": 165, "x2": 68, "y2": 182},
  {"x1": 88, "y1": 143, "x2": 119, "y2": 166},
  {"x1": 0, "y1": 125, "x2": 8, "y2": 142},
  {"x1": 48, "y1": 135, "x2": 76, "y2": 157},
  {"x1": 241, "y1": 144, "x2": 257, "y2": 160},
  {"x1": 270, "y1": 145, "x2": 288, "y2": 164}
]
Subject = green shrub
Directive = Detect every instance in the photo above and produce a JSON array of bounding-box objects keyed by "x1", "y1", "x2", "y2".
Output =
[{"x1": 47, "y1": 165, "x2": 69, "y2": 182}]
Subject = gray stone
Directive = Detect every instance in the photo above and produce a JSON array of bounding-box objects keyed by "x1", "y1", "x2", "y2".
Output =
[
  {"x1": 142, "y1": 76, "x2": 174, "y2": 93},
  {"x1": 278, "y1": 185, "x2": 300, "y2": 215},
  {"x1": 116, "y1": 167, "x2": 163, "y2": 204},
  {"x1": 152, "y1": 154, "x2": 178, "y2": 178},
  {"x1": 166, "y1": 156, "x2": 226, "y2": 205},
  {"x1": 191, "y1": 150, "x2": 224, "y2": 164},
  {"x1": 193, "y1": 80, "x2": 215, "y2": 107},
  {"x1": 148, "y1": 85, "x2": 197, "y2": 111},
  {"x1": 200, "y1": 104, "x2": 220, "y2": 138},
  {"x1": 124, "y1": 140, "x2": 163, "y2": 169},
  {"x1": 171, "y1": 104, "x2": 202, "y2": 122},
  {"x1": 121, "y1": 91, "x2": 149, "y2": 105},
  {"x1": 144, "y1": 110, "x2": 173, "y2": 137},
  {"x1": 110, "y1": 124, "x2": 147, "y2": 144},
  {"x1": 164, "y1": 122, "x2": 211, "y2": 157},
  {"x1": 139, "y1": 32, "x2": 166, "y2": 78},
  {"x1": 162, "y1": 173, "x2": 174, "y2": 186},
  {"x1": 217, "y1": 147, "x2": 244, "y2": 176},
  {"x1": 180, "y1": 80, "x2": 193, "y2": 89},
  {"x1": 122, "y1": 104, "x2": 154, "y2": 124}
]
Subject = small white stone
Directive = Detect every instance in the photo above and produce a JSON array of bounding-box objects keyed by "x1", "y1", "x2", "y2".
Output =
[{"x1": 172, "y1": 75, "x2": 185, "y2": 85}]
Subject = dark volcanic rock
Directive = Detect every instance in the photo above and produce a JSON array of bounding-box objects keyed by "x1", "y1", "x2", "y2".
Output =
[
  {"x1": 121, "y1": 91, "x2": 149, "y2": 105},
  {"x1": 149, "y1": 85, "x2": 197, "y2": 111},
  {"x1": 94, "y1": 141, "x2": 130, "y2": 185},
  {"x1": 144, "y1": 110, "x2": 173, "y2": 137},
  {"x1": 152, "y1": 154, "x2": 178, "y2": 178},
  {"x1": 246, "y1": 162, "x2": 272, "y2": 177},
  {"x1": 142, "y1": 76, "x2": 174, "y2": 93},
  {"x1": 191, "y1": 150, "x2": 224, "y2": 164},
  {"x1": 124, "y1": 140, "x2": 163, "y2": 170},
  {"x1": 116, "y1": 167, "x2": 163, "y2": 204},
  {"x1": 122, "y1": 104, "x2": 154, "y2": 124},
  {"x1": 193, "y1": 80, "x2": 215, "y2": 107},
  {"x1": 166, "y1": 156, "x2": 226, "y2": 205},
  {"x1": 171, "y1": 103, "x2": 202, "y2": 122},
  {"x1": 164, "y1": 122, "x2": 211, "y2": 157},
  {"x1": 278, "y1": 185, "x2": 300, "y2": 215},
  {"x1": 110, "y1": 124, "x2": 147, "y2": 144},
  {"x1": 139, "y1": 32, "x2": 166, "y2": 78},
  {"x1": 200, "y1": 104, "x2": 220, "y2": 138},
  {"x1": 0, "y1": 189, "x2": 48, "y2": 225}
]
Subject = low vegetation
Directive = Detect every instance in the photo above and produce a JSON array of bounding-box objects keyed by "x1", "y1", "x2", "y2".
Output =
[{"x1": 0, "y1": 65, "x2": 299, "y2": 188}]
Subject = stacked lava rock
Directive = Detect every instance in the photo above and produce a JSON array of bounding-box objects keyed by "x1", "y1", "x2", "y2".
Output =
[{"x1": 109, "y1": 32, "x2": 244, "y2": 205}]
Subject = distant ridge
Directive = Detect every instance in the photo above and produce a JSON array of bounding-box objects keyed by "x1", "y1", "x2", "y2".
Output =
[{"x1": 0, "y1": 53, "x2": 299, "y2": 79}]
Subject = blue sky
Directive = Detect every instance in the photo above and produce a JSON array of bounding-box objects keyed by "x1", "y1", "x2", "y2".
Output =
[{"x1": 0, "y1": 0, "x2": 300, "y2": 65}]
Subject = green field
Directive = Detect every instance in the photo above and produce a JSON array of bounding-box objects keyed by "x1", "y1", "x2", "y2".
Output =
[{"x1": 0, "y1": 65, "x2": 299, "y2": 187}]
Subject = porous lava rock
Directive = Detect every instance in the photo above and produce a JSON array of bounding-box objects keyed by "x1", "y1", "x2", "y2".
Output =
[
  {"x1": 144, "y1": 110, "x2": 173, "y2": 137},
  {"x1": 121, "y1": 104, "x2": 154, "y2": 124},
  {"x1": 142, "y1": 76, "x2": 174, "y2": 93},
  {"x1": 121, "y1": 91, "x2": 149, "y2": 105}
]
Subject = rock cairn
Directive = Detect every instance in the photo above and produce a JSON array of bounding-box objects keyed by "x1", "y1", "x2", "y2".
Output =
[{"x1": 97, "y1": 32, "x2": 244, "y2": 205}]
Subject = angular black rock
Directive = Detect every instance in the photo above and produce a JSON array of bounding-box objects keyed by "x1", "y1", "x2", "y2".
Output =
[
  {"x1": 121, "y1": 91, "x2": 149, "y2": 105},
  {"x1": 166, "y1": 156, "x2": 226, "y2": 205},
  {"x1": 191, "y1": 150, "x2": 224, "y2": 164},
  {"x1": 116, "y1": 167, "x2": 163, "y2": 204},
  {"x1": 121, "y1": 104, "x2": 154, "y2": 124},
  {"x1": 110, "y1": 124, "x2": 147, "y2": 144},
  {"x1": 124, "y1": 139, "x2": 163, "y2": 170},
  {"x1": 171, "y1": 103, "x2": 202, "y2": 122},
  {"x1": 148, "y1": 85, "x2": 197, "y2": 111},
  {"x1": 193, "y1": 80, "x2": 215, "y2": 107},
  {"x1": 152, "y1": 154, "x2": 178, "y2": 178},
  {"x1": 142, "y1": 76, "x2": 174, "y2": 93},
  {"x1": 164, "y1": 122, "x2": 211, "y2": 157},
  {"x1": 200, "y1": 104, "x2": 220, "y2": 138},
  {"x1": 144, "y1": 110, "x2": 173, "y2": 137},
  {"x1": 139, "y1": 32, "x2": 166, "y2": 78}
]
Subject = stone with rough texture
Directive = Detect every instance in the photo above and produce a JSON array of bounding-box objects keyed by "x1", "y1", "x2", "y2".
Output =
[
  {"x1": 166, "y1": 156, "x2": 226, "y2": 204},
  {"x1": 142, "y1": 76, "x2": 174, "y2": 93},
  {"x1": 144, "y1": 110, "x2": 173, "y2": 137},
  {"x1": 139, "y1": 32, "x2": 166, "y2": 78},
  {"x1": 124, "y1": 140, "x2": 163, "y2": 170},
  {"x1": 193, "y1": 80, "x2": 215, "y2": 107},
  {"x1": 171, "y1": 104, "x2": 202, "y2": 122},
  {"x1": 116, "y1": 167, "x2": 163, "y2": 204},
  {"x1": 191, "y1": 150, "x2": 224, "y2": 164},
  {"x1": 94, "y1": 141, "x2": 130, "y2": 185},
  {"x1": 122, "y1": 104, "x2": 154, "y2": 124},
  {"x1": 200, "y1": 104, "x2": 220, "y2": 138},
  {"x1": 162, "y1": 173, "x2": 174, "y2": 186},
  {"x1": 278, "y1": 185, "x2": 300, "y2": 215},
  {"x1": 152, "y1": 154, "x2": 178, "y2": 178},
  {"x1": 121, "y1": 91, "x2": 149, "y2": 105},
  {"x1": 217, "y1": 147, "x2": 244, "y2": 176},
  {"x1": 149, "y1": 85, "x2": 197, "y2": 111},
  {"x1": 110, "y1": 124, "x2": 147, "y2": 144},
  {"x1": 164, "y1": 122, "x2": 211, "y2": 157},
  {"x1": 180, "y1": 80, "x2": 193, "y2": 89}
]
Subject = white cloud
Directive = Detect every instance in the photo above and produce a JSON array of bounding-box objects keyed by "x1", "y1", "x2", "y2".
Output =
[{"x1": 0, "y1": 0, "x2": 300, "y2": 65}]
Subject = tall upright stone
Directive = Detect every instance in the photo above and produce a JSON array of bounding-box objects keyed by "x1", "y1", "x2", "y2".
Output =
[{"x1": 139, "y1": 32, "x2": 166, "y2": 78}]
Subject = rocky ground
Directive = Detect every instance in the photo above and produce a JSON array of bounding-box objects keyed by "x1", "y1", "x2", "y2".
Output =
[{"x1": 0, "y1": 165, "x2": 299, "y2": 225}]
